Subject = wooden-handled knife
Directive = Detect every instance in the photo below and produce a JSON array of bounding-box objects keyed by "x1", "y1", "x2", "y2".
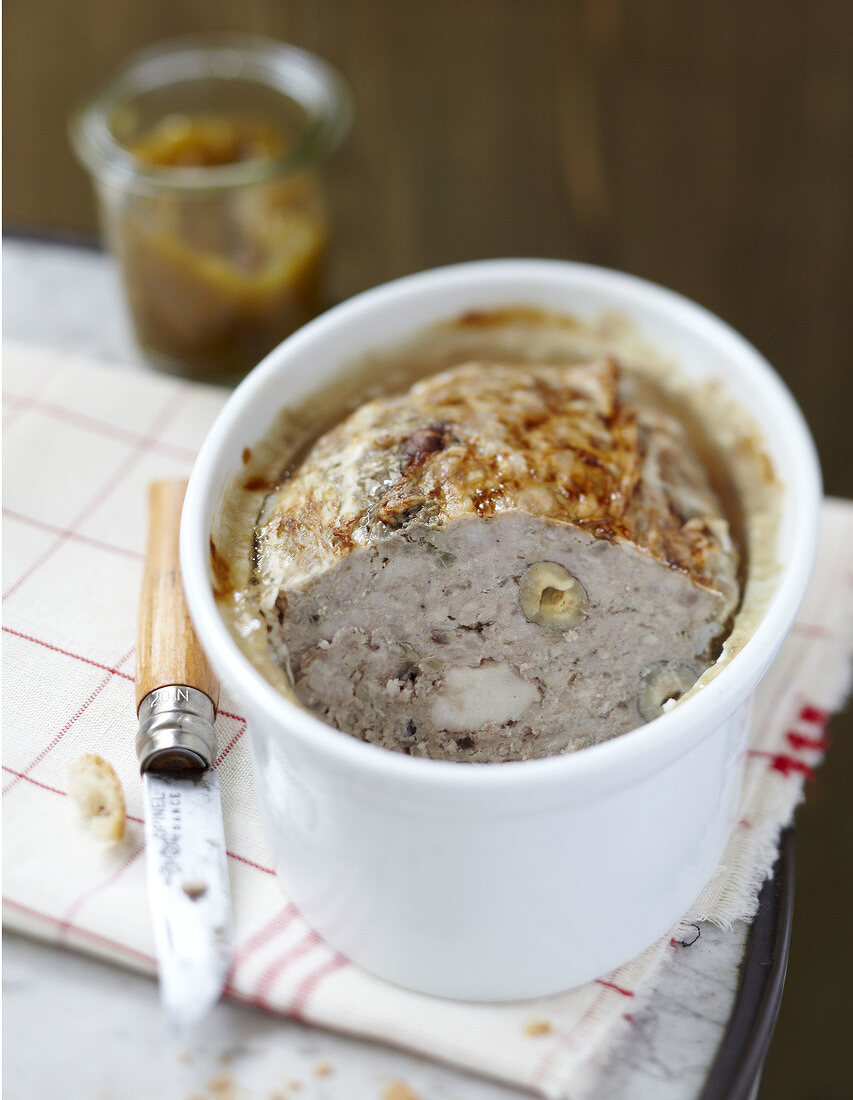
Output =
[{"x1": 136, "y1": 479, "x2": 233, "y2": 1028}]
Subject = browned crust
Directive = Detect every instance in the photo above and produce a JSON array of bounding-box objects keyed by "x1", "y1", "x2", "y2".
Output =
[{"x1": 258, "y1": 358, "x2": 732, "y2": 591}]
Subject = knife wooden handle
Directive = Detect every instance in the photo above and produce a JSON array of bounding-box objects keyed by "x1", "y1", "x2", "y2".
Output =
[{"x1": 136, "y1": 479, "x2": 219, "y2": 712}]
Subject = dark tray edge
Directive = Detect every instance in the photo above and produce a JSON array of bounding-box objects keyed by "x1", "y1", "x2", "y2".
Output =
[{"x1": 698, "y1": 827, "x2": 794, "y2": 1100}]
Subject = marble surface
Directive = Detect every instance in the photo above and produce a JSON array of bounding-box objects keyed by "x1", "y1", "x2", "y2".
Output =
[{"x1": 2, "y1": 238, "x2": 748, "y2": 1100}]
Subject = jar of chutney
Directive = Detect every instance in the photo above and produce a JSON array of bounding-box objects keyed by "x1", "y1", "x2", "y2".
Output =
[{"x1": 71, "y1": 35, "x2": 352, "y2": 383}]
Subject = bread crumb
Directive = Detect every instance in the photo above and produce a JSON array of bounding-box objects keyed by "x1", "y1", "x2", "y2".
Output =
[
  {"x1": 524, "y1": 1017, "x2": 553, "y2": 1036},
  {"x1": 68, "y1": 754, "x2": 125, "y2": 841},
  {"x1": 207, "y1": 1073, "x2": 234, "y2": 1095},
  {"x1": 313, "y1": 1060, "x2": 333, "y2": 1077},
  {"x1": 382, "y1": 1083, "x2": 420, "y2": 1100}
]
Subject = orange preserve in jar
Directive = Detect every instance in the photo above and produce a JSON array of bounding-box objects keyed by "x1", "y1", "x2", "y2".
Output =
[{"x1": 71, "y1": 37, "x2": 351, "y2": 383}]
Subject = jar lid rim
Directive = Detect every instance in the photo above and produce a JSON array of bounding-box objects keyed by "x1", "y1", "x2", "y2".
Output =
[{"x1": 69, "y1": 34, "x2": 353, "y2": 194}]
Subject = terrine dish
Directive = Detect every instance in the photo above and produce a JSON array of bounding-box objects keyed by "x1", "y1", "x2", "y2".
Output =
[{"x1": 181, "y1": 261, "x2": 820, "y2": 999}]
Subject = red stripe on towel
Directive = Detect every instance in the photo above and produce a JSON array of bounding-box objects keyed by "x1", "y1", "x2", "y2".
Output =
[
  {"x1": 748, "y1": 750, "x2": 816, "y2": 780},
  {"x1": 2, "y1": 626, "x2": 135, "y2": 680},
  {"x1": 232, "y1": 903, "x2": 299, "y2": 973},
  {"x1": 1, "y1": 645, "x2": 134, "y2": 795},
  {"x1": 594, "y1": 978, "x2": 635, "y2": 997},
  {"x1": 1, "y1": 765, "x2": 273, "y2": 874},
  {"x1": 251, "y1": 930, "x2": 324, "y2": 1006},
  {"x1": 799, "y1": 704, "x2": 829, "y2": 726},
  {"x1": 786, "y1": 731, "x2": 829, "y2": 752},
  {"x1": 58, "y1": 845, "x2": 145, "y2": 939},
  {"x1": 289, "y1": 953, "x2": 350, "y2": 1019},
  {"x1": 3, "y1": 389, "x2": 189, "y2": 602},
  {"x1": 3, "y1": 509, "x2": 145, "y2": 560},
  {"x1": 2, "y1": 898, "x2": 156, "y2": 968},
  {"x1": 1, "y1": 392, "x2": 197, "y2": 460}
]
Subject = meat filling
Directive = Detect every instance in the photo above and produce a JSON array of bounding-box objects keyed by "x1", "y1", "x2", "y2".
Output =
[{"x1": 251, "y1": 358, "x2": 739, "y2": 761}]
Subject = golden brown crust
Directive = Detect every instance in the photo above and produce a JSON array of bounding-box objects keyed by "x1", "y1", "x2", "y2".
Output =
[{"x1": 255, "y1": 359, "x2": 736, "y2": 599}]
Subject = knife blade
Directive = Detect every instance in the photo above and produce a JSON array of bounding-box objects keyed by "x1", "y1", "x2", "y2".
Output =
[
  {"x1": 135, "y1": 479, "x2": 233, "y2": 1028},
  {"x1": 142, "y1": 769, "x2": 232, "y2": 1028}
]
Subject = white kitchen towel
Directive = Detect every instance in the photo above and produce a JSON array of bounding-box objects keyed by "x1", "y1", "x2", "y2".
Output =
[{"x1": 3, "y1": 341, "x2": 852, "y2": 1099}]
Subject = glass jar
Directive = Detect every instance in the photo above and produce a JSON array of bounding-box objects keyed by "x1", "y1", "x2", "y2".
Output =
[{"x1": 71, "y1": 35, "x2": 352, "y2": 384}]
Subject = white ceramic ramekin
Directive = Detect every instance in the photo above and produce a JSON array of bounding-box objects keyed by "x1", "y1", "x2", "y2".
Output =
[{"x1": 181, "y1": 261, "x2": 820, "y2": 1001}]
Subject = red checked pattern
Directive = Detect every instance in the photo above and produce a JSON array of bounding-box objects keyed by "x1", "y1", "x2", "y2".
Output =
[{"x1": 3, "y1": 343, "x2": 852, "y2": 1099}]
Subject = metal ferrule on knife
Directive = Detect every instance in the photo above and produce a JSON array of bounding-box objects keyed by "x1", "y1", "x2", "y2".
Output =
[{"x1": 137, "y1": 685, "x2": 217, "y2": 773}]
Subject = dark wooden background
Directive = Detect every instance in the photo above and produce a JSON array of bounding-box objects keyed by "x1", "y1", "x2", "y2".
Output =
[{"x1": 4, "y1": 1, "x2": 852, "y2": 1094}]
